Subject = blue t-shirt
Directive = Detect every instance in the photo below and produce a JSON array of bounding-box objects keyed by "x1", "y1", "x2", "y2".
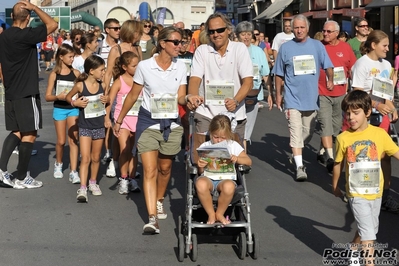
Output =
[{"x1": 272, "y1": 37, "x2": 333, "y2": 111}]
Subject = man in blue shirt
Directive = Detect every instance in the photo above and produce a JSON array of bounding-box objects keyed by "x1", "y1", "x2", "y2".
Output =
[{"x1": 272, "y1": 14, "x2": 334, "y2": 181}]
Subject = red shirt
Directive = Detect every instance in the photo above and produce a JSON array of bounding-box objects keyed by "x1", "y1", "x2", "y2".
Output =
[
  {"x1": 42, "y1": 35, "x2": 54, "y2": 51},
  {"x1": 318, "y1": 40, "x2": 356, "y2": 96}
]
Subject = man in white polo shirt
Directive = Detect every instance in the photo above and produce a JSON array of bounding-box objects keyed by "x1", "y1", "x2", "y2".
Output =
[{"x1": 188, "y1": 12, "x2": 253, "y2": 140}]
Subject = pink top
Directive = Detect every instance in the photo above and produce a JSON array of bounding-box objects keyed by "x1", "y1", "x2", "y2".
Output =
[
  {"x1": 395, "y1": 55, "x2": 399, "y2": 70},
  {"x1": 114, "y1": 76, "x2": 138, "y2": 132}
]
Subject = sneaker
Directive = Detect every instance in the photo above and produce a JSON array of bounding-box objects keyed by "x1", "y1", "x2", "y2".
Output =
[
  {"x1": 326, "y1": 158, "x2": 334, "y2": 173},
  {"x1": 129, "y1": 179, "x2": 141, "y2": 193},
  {"x1": 12, "y1": 148, "x2": 19, "y2": 155},
  {"x1": 77, "y1": 188, "x2": 88, "y2": 202},
  {"x1": 118, "y1": 178, "x2": 129, "y2": 195},
  {"x1": 157, "y1": 198, "x2": 167, "y2": 219},
  {"x1": 88, "y1": 183, "x2": 102, "y2": 196},
  {"x1": 143, "y1": 215, "x2": 160, "y2": 234},
  {"x1": 381, "y1": 195, "x2": 399, "y2": 213},
  {"x1": 69, "y1": 170, "x2": 80, "y2": 184},
  {"x1": 53, "y1": 162, "x2": 63, "y2": 179},
  {"x1": 317, "y1": 153, "x2": 326, "y2": 164},
  {"x1": 102, "y1": 152, "x2": 111, "y2": 162},
  {"x1": 296, "y1": 166, "x2": 307, "y2": 181},
  {"x1": 106, "y1": 159, "x2": 116, "y2": 178},
  {"x1": 0, "y1": 169, "x2": 14, "y2": 187},
  {"x1": 13, "y1": 172, "x2": 43, "y2": 189}
]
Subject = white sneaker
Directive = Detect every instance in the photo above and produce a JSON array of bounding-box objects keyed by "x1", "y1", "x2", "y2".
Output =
[
  {"x1": 88, "y1": 183, "x2": 102, "y2": 196},
  {"x1": 102, "y1": 152, "x2": 111, "y2": 162},
  {"x1": 77, "y1": 188, "x2": 88, "y2": 202},
  {"x1": 53, "y1": 162, "x2": 63, "y2": 179},
  {"x1": 118, "y1": 178, "x2": 129, "y2": 195},
  {"x1": 129, "y1": 179, "x2": 141, "y2": 193},
  {"x1": 106, "y1": 159, "x2": 116, "y2": 177},
  {"x1": 157, "y1": 198, "x2": 167, "y2": 219},
  {"x1": 0, "y1": 169, "x2": 14, "y2": 187},
  {"x1": 13, "y1": 172, "x2": 43, "y2": 189},
  {"x1": 69, "y1": 170, "x2": 80, "y2": 184}
]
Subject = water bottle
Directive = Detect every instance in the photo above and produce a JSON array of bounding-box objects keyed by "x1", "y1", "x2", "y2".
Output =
[{"x1": 0, "y1": 81, "x2": 4, "y2": 107}]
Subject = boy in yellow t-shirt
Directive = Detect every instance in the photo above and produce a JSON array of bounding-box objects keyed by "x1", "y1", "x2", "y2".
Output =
[{"x1": 332, "y1": 90, "x2": 399, "y2": 266}]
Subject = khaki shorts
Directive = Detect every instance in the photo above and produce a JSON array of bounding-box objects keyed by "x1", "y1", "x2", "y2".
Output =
[
  {"x1": 285, "y1": 109, "x2": 317, "y2": 148},
  {"x1": 137, "y1": 126, "x2": 183, "y2": 155}
]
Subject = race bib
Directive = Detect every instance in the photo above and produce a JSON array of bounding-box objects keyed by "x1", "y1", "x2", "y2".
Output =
[
  {"x1": 372, "y1": 76, "x2": 394, "y2": 101},
  {"x1": 332, "y1": 66, "x2": 346, "y2": 85},
  {"x1": 205, "y1": 80, "x2": 234, "y2": 106},
  {"x1": 139, "y1": 40, "x2": 147, "y2": 52},
  {"x1": 348, "y1": 161, "x2": 381, "y2": 195},
  {"x1": 252, "y1": 64, "x2": 260, "y2": 81},
  {"x1": 84, "y1": 95, "x2": 106, "y2": 119},
  {"x1": 56, "y1": 80, "x2": 77, "y2": 100},
  {"x1": 293, "y1": 55, "x2": 316, "y2": 75},
  {"x1": 122, "y1": 95, "x2": 143, "y2": 116},
  {"x1": 150, "y1": 93, "x2": 178, "y2": 119}
]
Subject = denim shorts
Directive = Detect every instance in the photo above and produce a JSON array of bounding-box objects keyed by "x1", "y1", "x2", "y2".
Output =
[{"x1": 53, "y1": 107, "x2": 79, "y2": 121}]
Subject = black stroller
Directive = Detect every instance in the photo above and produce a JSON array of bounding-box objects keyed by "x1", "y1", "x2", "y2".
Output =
[{"x1": 177, "y1": 112, "x2": 259, "y2": 262}]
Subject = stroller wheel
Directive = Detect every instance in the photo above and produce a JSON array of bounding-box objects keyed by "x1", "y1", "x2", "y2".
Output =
[
  {"x1": 190, "y1": 234, "x2": 198, "y2": 262},
  {"x1": 178, "y1": 233, "x2": 185, "y2": 262},
  {"x1": 251, "y1": 233, "x2": 259, "y2": 260},
  {"x1": 238, "y1": 232, "x2": 247, "y2": 260}
]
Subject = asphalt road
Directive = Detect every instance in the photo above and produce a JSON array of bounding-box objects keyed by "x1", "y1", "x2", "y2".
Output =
[{"x1": 0, "y1": 69, "x2": 398, "y2": 266}]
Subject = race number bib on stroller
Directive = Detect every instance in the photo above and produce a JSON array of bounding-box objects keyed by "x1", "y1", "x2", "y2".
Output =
[
  {"x1": 349, "y1": 161, "x2": 380, "y2": 195},
  {"x1": 372, "y1": 76, "x2": 394, "y2": 101},
  {"x1": 332, "y1": 66, "x2": 346, "y2": 85},
  {"x1": 150, "y1": 93, "x2": 178, "y2": 119},
  {"x1": 293, "y1": 55, "x2": 316, "y2": 75},
  {"x1": 205, "y1": 80, "x2": 234, "y2": 106},
  {"x1": 84, "y1": 95, "x2": 106, "y2": 119},
  {"x1": 122, "y1": 95, "x2": 143, "y2": 116},
  {"x1": 56, "y1": 80, "x2": 77, "y2": 100}
]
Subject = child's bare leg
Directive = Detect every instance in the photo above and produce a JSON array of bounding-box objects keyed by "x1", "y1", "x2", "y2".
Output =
[
  {"x1": 215, "y1": 180, "x2": 235, "y2": 225},
  {"x1": 90, "y1": 138, "x2": 104, "y2": 181},
  {"x1": 195, "y1": 177, "x2": 216, "y2": 224}
]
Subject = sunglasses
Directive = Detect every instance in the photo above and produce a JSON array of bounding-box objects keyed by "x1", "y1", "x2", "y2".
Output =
[
  {"x1": 357, "y1": 25, "x2": 369, "y2": 28},
  {"x1": 208, "y1": 27, "x2": 227, "y2": 35},
  {"x1": 164, "y1": 39, "x2": 184, "y2": 46},
  {"x1": 143, "y1": 25, "x2": 151, "y2": 28},
  {"x1": 322, "y1": 30, "x2": 337, "y2": 34},
  {"x1": 108, "y1": 27, "x2": 121, "y2": 31},
  {"x1": 254, "y1": 33, "x2": 260, "y2": 36}
]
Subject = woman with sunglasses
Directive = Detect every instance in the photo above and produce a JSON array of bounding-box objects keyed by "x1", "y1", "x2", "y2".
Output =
[
  {"x1": 113, "y1": 27, "x2": 200, "y2": 234},
  {"x1": 104, "y1": 20, "x2": 143, "y2": 92},
  {"x1": 139, "y1": 20, "x2": 156, "y2": 60}
]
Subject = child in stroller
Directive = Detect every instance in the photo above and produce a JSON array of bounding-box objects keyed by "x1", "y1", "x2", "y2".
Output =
[{"x1": 195, "y1": 114, "x2": 252, "y2": 225}]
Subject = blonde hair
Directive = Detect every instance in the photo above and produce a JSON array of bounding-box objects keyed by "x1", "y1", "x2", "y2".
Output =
[{"x1": 209, "y1": 115, "x2": 235, "y2": 140}]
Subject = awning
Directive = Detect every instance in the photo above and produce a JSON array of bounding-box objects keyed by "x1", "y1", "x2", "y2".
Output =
[
  {"x1": 365, "y1": 0, "x2": 399, "y2": 9},
  {"x1": 253, "y1": 0, "x2": 294, "y2": 20}
]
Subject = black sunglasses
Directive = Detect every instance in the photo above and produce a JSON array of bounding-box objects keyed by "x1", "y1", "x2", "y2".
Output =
[
  {"x1": 164, "y1": 39, "x2": 184, "y2": 46},
  {"x1": 357, "y1": 25, "x2": 369, "y2": 28},
  {"x1": 143, "y1": 25, "x2": 151, "y2": 28},
  {"x1": 208, "y1": 27, "x2": 227, "y2": 35},
  {"x1": 108, "y1": 27, "x2": 121, "y2": 31},
  {"x1": 254, "y1": 33, "x2": 260, "y2": 36}
]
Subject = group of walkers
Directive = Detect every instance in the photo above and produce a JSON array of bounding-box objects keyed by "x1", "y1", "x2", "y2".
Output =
[{"x1": 1, "y1": 2, "x2": 399, "y2": 263}]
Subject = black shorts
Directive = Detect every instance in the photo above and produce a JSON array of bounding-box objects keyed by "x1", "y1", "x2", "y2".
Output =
[
  {"x1": 5, "y1": 95, "x2": 42, "y2": 133},
  {"x1": 42, "y1": 50, "x2": 54, "y2": 61}
]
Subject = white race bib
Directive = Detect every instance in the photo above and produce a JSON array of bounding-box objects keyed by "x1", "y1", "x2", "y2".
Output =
[
  {"x1": 122, "y1": 95, "x2": 143, "y2": 116},
  {"x1": 349, "y1": 161, "x2": 381, "y2": 195},
  {"x1": 332, "y1": 66, "x2": 346, "y2": 85},
  {"x1": 372, "y1": 76, "x2": 394, "y2": 101},
  {"x1": 150, "y1": 93, "x2": 178, "y2": 119},
  {"x1": 205, "y1": 80, "x2": 234, "y2": 106},
  {"x1": 139, "y1": 40, "x2": 147, "y2": 52},
  {"x1": 84, "y1": 95, "x2": 106, "y2": 119},
  {"x1": 56, "y1": 80, "x2": 77, "y2": 100},
  {"x1": 252, "y1": 64, "x2": 260, "y2": 81},
  {"x1": 293, "y1": 55, "x2": 316, "y2": 75}
]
